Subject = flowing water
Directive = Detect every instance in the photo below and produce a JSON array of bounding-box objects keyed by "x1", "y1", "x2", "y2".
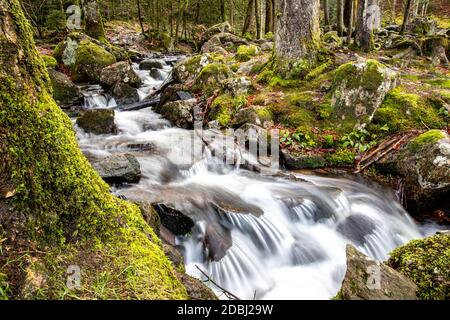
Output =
[{"x1": 73, "y1": 55, "x2": 441, "y2": 300}]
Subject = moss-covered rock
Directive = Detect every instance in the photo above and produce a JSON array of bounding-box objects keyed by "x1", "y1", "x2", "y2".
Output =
[
  {"x1": 172, "y1": 53, "x2": 224, "y2": 84},
  {"x1": 41, "y1": 54, "x2": 57, "y2": 69},
  {"x1": 331, "y1": 59, "x2": 399, "y2": 131},
  {"x1": 281, "y1": 150, "x2": 326, "y2": 169},
  {"x1": 388, "y1": 232, "x2": 450, "y2": 300},
  {"x1": 192, "y1": 62, "x2": 234, "y2": 95},
  {"x1": 236, "y1": 44, "x2": 259, "y2": 62},
  {"x1": 76, "y1": 109, "x2": 117, "y2": 134},
  {"x1": 209, "y1": 94, "x2": 246, "y2": 128},
  {"x1": 157, "y1": 99, "x2": 197, "y2": 129},
  {"x1": 48, "y1": 69, "x2": 83, "y2": 108},
  {"x1": 100, "y1": 61, "x2": 142, "y2": 88}
]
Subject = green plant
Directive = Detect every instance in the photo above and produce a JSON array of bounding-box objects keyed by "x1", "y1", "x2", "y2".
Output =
[
  {"x1": 280, "y1": 129, "x2": 316, "y2": 149},
  {"x1": 341, "y1": 127, "x2": 385, "y2": 153}
]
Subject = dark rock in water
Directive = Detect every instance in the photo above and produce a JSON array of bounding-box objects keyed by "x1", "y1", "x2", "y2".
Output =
[
  {"x1": 126, "y1": 142, "x2": 156, "y2": 152},
  {"x1": 100, "y1": 61, "x2": 142, "y2": 88},
  {"x1": 157, "y1": 99, "x2": 197, "y2": 129},
  {"x1": 76, "y1": 109, "x2": 117, "y2": 135},
  {"x1": 93, "y1": 153, "x2": 141, "y2": 184},
  {"x1": 153, "y1": 204, "x2": 195, "y2": 235},
  {"x1": 111, "y1": 82, "x2": 140, "y2": 105},
  {"x1": 336, "y1": 214, "x2": 376, "y2": 246},
  {"x1": 281, "y1": 149, "x2": 326, "y2": 170},
  {"x1": 48, "y1": 69, "x2": 83, "y2": 108},
  {"x1": 174, "y1": 272, "x2": 218, "y2": 300},
  {"x1": 157, "y1": 84, "x2": 194, "y2": 109},
  {"x1": 118, "y1": 96, "x2": 160, "y2": 111},
  {"x1": 140, "y1": 59, "x2": 165, "y2": 70},
  {"x1": 204, "y1": 222, "x2": 233, "y2": 262},
  {"x1": 336, "y1": 245, "x2": 418, "y2": 300},
  {"x1": 150, "y1": 68, "x2": 164, "y2": 81},
  {"x1": 291, "y1": 238, "x2": 327, "y2": 265}
]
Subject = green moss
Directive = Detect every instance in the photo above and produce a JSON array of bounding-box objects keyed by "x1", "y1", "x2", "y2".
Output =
[
  {"x1": 193, "y1": 63, "x2": 233, "y2": 95},
  {"x1": 326, "y1": 149, "x2": 355, "y2": 167},
  {"x1": 388, "y1": 233, "x2": 450, "y2": 300},
  {"x1": 256, "y1": 69, "x2": 274, "y2": 84},
  {"x1": 269, "y1": 76, "x2": 299, "y2": 88},
  {"x1": 315, "y1": 102, "x2": 333, "y2": 120},
  {"x1": 407, "y1": 130, "x2": 445, "y2": 152},
  {"x1": 305, "y1": 60, "x2": 333, "y2": 80},
  {"x1": 236, "y1": 44, "x2": 259, "y2": 62},
  {"x1": 72, "y1": 39, "x2": 116, "y2": 83},
  {"x1": 255, "y1": 107, "x2": 273, "y2": 122},
  {"x1": 41, "y1": 54, "x2": 57, "y2": 69},
  {"x1": 373, "y1": 87, "x2": 446, "y2": 133},
  {"x1": 281, "y1": 109, "x2": 315, "y2": 128},
  {"x1": 426, "y1": 78, "x2": 450, "y2": 89},
  {"x1": 0, "y1": 0, "x2": 188, "y2": 300},
  {"x1": 288, "y1": 92, "x2": 313, "y2": 107},
  {"x1": 333, "y1": 59, "x2": 385, "y2": 91}
]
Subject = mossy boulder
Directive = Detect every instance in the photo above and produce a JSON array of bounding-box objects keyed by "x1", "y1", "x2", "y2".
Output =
[
  {"x1": 331, "y1": 59, "x2": 399, "y2": 131},
  {"x1": 48, "y1": 69, "x2": 83, "y2": 108},
  {"x1": 200, "y1": 21, "x2": 233, "y2": 45},
  {"x1": 336, "y1": 245, "x2": 418, "y2": 300},
  {"x1": 281, "y1": 150, "x2": 326, "y2": 170},
  {"x1": 222, "y1": 76, "x2": 252, "y2": 96},
  {"x1": 76, "y1": 109, "x2": 117, "y2": 134},
  {"x1": 111, "y1": 82, "x2": 140, "y2": 105},
  {"x1": 192, "y1": 62, "x2": 234, "y2": 95},
  {"x1": 40, "y1": 54, "x2": 57, "y2": 69},
  {"x1": 100, "y1": 61, "x2": 142, "y2": 88},
  {"x1": 93, "y1": 153, "x2": 141, "y2": 184},
  {"x1": 236, "y1": 44, "x2": 260, "y2": 62},
  {"x1": 322, "y1": 31, "x2": 343, "y2": 47},
  {"x1": 388, "y1": 232, "x2": 450, "y2": 300},
  {"x1": 376, "y1": 130, "x2": 449, "y2": 216},
  {"x1": 209, "y1": 94, "x2": 247, "y2": 128},
  {"x1": 173, "y1": 53, "x2": 224, "y2": 84}
]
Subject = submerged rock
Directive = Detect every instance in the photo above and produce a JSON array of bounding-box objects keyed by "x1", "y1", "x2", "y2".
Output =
[
  {"x1": 76, "y1": 109, "x2": 117, "y2": 135},
  {"x1": 331, "y1": 59, "x2": 399, "y2": 131},
  {"x1": 376, "y1": 130, "x2": 450, "y2": 217},
  {"x1": 93, "y1": 153, "x2": 141, "y2": 184},
  {"x1": 100, "y1": 61, "x2": 141, "y2": 88},
  {"x1": 139, "y1": 59, "x2": 165, "y2": 70},
  {"x1": 336, "y1": 245, "x2": 418, "y2": 300},
  {"x1": 48, "y1": 69, "x2": 83, "y2": 108}
]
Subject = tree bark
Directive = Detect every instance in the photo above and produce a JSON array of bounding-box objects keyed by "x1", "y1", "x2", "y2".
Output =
[
  {"x1": 137, "y1": 0, "x2": 147, "y2": 37},
  {"x1": 255, "y1": 0, "x2": 261, "y2": 39},
  {"x1": 275, "y1": 0, "x2": 321, "y2": 78},
  {"x1": 355, "y1": 0, "x2": 379, "y2": 51},
  {"x1": 400, "y1": 0, "x2": 412, "y2": 34},
  {"x1": 346, "y1": 0, "x2": 354, "y2": 44},
  {"x1": 337, "y1": 0, "x2": 344, "y2": 36},
  {"x1": 242, "y1": 0, "x2": 255, "y2": 36},
  {"x1": 84, "y1": 0, "x2": 106, "y2": 41},
  {"x1": 323, "y1": 0, "x2": 330, "y2": 25},
  {"x1": 220, "y1": 0, "x2": 226, "y2": 22},
  {"x1": 265, "y1": 0, "x2": 274, "y2": 34}
]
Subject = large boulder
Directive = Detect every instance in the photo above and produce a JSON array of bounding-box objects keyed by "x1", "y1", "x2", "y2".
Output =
[
  {"x1": 331, "y1": 59, "x2": 399, "y2": 131},
  {"x1": 157, "y1": 84, "x2": 194, "y2": 109},
  {"x1": 48, "y1": 69, "x2": 83, "y2": 108},
  {"x1": 222, "y1": 76, "x2": 252, "y2": 96},
  {"x1": 376, "y1": 130, "x2": 450, "y2": 217},
  {"x1": 192, "y1": 63, "x2": 234, "y2": 95},
  {"x1": 336, "y1": 245, "x2": 418, "y2": 300},
  {"x1": 53, "y1": 33, "x2": 119, "y2": 83},
  {"x1": 173, "y1": 53, "x2": 224, "y2": 84},
  {"x1": 153, "y1": 204, "x2": 195, "y2": 236},
  {"x1": 281, "y1": 150, "x2": 326, "y2": 170},
  {"x1": 93, "y1": 153, "x2": 141, "y2": 184},
  {"x1": 100, "y1": 61, "x2": 141, "y2": 88},
  {"x1": 157, "y1": 99, "x2": 197, "y2": 129},
  {"x1": 200, "y1": 22, "x2": 233, "y2": 45},
  {"x1": 139, "y1": 59, "x2": 165, "y2": 70},
  {"x1": 76, "y1": 109, "x2": 117, "y2": 135},
  {"x1": 111, "y1": 82, "x2": 140, "y2": 105},
  {"x1": 388, "y1": 232, "x2": 450, "y2": 300}
]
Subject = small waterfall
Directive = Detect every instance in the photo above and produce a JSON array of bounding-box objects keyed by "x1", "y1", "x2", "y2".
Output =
[{"x1": 72, "y1": 54, "x2": 445, "y2": 300}]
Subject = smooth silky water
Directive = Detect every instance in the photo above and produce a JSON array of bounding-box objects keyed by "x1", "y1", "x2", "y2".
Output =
[{"x1": 73, "y1": 56, "x2": 441, "y2": 300}]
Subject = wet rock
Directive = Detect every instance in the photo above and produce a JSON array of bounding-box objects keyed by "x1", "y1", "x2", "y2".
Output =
[
  {"x1": 157, "y1": 84, "x2": 194, "y2": 108},
  {"x1": 336, "y1": 214, "x2": 377, "y2": 246},
  {"x1": 201, "y1": 35, "x2": 223, "y2": 53},
  {"x1": 76, "y1": 109, "x2": 117, "y2": 135},
  {"x1": 336, "y1": 245, "x2": 418, "y2": 300},
  {"x1": 388, "y1": 232, "x2": 450, "y2": 300},
  {"x1": 157, "y1": 99, "x2": 197, "y2": 129},
  {"x1": 153, "y1": 204, "x2": 195, "y2": 235},
  {"x1": 281, "y1": 150, "x2": 326, "y2": 170},
  {"x1": 93, "y1": 153, "x2": 141, "y2": 184},
  {"x1": 331, "y1": 59, "x2": 399, "y2": 131},
  {"x1": 150, "y1": 68, "x2": 164, "y2": 81},
  {"x1": 48, "y1": 69, "x2": 83, "y2": 108},
  {"x1": 139, "y1": 59, "x2": 165, "y2": 70},
  {"x1": 204, "y1": 222, "x2": 233, "y2": 262},
  {"x1": 100, "y1": 61, "x2": 141, "y2": 88},
  {"x1": 111, "y1": 82, "x2": 140, "y2": 105},
  {"x1": 376, "y1": 130, "x2": 450, "y2": 217}
]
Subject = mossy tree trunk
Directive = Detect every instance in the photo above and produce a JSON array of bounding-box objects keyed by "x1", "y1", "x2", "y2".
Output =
[
  {"x1": 346, "y1": 0, "x2": 354, "y2": 44},
  {"x1": 274, "y1": 0, "x2": 321, "y2": 78},
  {"x1": 242, "y1": 0, "x2": 255, "y2": 36},
  {"x1": 0, "y1": 0, "x2": 187, "y2": 299},
  {"x1": 355, "y1": 0, "x2": 379, "y2": 51},
  {"x1": 84, "y1": 0, "x2": 106, "y2": 41}
]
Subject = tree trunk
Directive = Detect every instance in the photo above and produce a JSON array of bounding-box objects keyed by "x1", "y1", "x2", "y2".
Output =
[
  {"x1": 400, "y1": 0, "x2": 413, "y2": 34},
  {"x1": 346, "y1": 0, "x2": 354, "y2": 44},
  {"x1": 84, "y1": 0, "x2": 106, "y2": 41},
  {"x1": 275, "y1": 0, "x2": 321, "y2": 78},
  {"x1": 355, "y1": 0, "x2": 379, "y2": 51},
  {"x1": 344, "y1": 0, "x2": 352, "y2": 27},
  {"x1": 265, "y1": 0, "x2": 273, "y2": 34},
  {"x1": 391, "y1": 0, "x2": 396, "y2": 23},
  {"x1": 337, "y1": 0, "x2": 344, "y2": 36},
  {"x1": 242, "y1": 0, "x2": 255, "y2": 36},
  {"x1": 0, "y1": 0, "x2": 188, "y2": 300},
  {"x1": 220, "y1": 0, "x2": 226, "y2": 22},
  {"x1": 255, "y1": 0, "x2": 261, "y2": 39},
  {"x1": 323, "y1": 0, "x2": 330, "y2": 25},
  {"x1": 137, "y1": 0, "x2": 147, "y2": 37}
]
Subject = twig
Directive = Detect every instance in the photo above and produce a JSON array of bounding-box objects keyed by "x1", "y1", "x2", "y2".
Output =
[{"x1": 195, "y1": 265, "x2": 241, "y2": 300}]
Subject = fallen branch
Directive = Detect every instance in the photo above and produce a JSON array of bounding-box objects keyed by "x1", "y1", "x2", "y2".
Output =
[{"x1": 195, "y1": 265, "x2": 241, "y2": 300}]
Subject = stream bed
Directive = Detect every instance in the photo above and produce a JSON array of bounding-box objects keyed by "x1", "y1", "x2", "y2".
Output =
[{"x1": 73, "y1": 54, "x2": 440, "y2": 300}]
